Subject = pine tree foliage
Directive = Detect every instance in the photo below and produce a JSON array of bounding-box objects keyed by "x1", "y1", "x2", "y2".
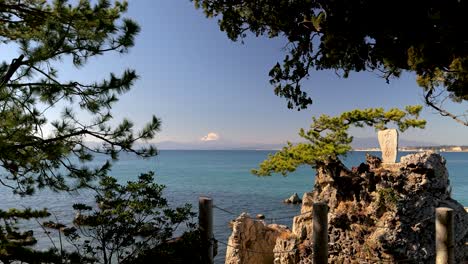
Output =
[
  {"x1": 44, "y1": 172, "x2": 198, "y2": 264},
  {"x1": 252, "y1": 106, "x2": 426, "y2": 176},
  {"x1": 193, "y1": 0, "x2": 468, "y2": 125},
  {"x1": 0, "y1": 208, "x2": 66, "y2": 264},
  {"x1": 0, "y1": 1, "x2": 177, "y2": 262},
  {"x1": 0, "y1": 0, "x2": 159, "y2": 194}
]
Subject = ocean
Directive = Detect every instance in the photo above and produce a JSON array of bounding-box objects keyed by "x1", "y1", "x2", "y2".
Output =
[{"x1": 1, "y1": 150, "x2": 467, "y2": 263}]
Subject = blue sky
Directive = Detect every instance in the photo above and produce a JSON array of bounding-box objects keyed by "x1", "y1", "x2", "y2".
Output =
[{"x1": 8, "y1": 0, "x2": 468, "y2": 146}]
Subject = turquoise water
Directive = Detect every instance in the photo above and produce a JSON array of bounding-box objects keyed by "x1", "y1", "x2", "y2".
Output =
[{"x1": 1, "y1": 150, "x2": 467, "y2": 263}]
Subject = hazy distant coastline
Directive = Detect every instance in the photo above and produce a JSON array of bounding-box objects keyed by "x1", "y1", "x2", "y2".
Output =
[
  {"x1": 354, "y1": 145, "x2": 468, "y2": 152},
  {"x1": 143, "y1": 138, "x2": 468, "y2": 152}
]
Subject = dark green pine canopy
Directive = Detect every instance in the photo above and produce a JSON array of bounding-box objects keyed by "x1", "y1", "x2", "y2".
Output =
[
  {"x1": 0, "y1": 0, "x2": 160, "y2": 195},
  {"x1": 193, "y1": 0, "x2": 468, "y2": 125},
  {"x1": 0, "y1": 1, "x2": 164, "y2": 262}
]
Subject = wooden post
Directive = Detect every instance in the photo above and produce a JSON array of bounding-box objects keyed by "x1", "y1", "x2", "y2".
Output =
[
  {"x1": 312, "y1": 202, "x2": 328, "y2": 264},
  {"x1": 199, "y1": 196, "x2": 214, "y2": 264},
  {"x1": 436, "y1": 207, "x2": 454, "y2": 264}
]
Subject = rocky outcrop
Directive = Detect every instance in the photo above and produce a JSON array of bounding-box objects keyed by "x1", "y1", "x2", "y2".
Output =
[
  {"x1": 291, "y1": 192, "x2": 313, "y2": 240},
  {"x1": 225, "y1": 151, "x2": 468, "y2": 263},
  {"x1": 225, "y1": 213, "x2": 290, "y2": 264},
  {"x1": 283, "y1": 193, "x2": 302, "y2": 204},
  {"x1": 273, "y1": 236, "x2": 300, "y2": 264},
  {"x1": 288, "y1": 151, "x2": 468, "y2": 263}
]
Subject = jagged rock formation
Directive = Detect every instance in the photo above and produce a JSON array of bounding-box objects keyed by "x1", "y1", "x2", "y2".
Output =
[
  {"x1": 225, "y1": 151, "x2": 468, "y2": 263},
  {"x1": 225, "y1": 213, "x2": 290, "y2": 264},
  {"x1": 284, "y1": 193, "x2": 302, "y2": 204}
]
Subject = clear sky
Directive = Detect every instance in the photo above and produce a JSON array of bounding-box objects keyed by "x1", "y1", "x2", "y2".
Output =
[{"x1": 14, "y1": 1, "x2": 468, "y2": 146}]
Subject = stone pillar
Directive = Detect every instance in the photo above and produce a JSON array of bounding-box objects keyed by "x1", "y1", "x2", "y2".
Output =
[{"x1": 378, "y1": 129, "x2": 398, "y2": 163}]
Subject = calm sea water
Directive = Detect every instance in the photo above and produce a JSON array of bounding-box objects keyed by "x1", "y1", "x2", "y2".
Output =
[{"x1": 1, "y1": 150, "x2": 467, "y2": 263}]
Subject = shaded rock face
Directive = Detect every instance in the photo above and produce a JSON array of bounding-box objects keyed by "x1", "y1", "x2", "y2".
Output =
[
  {"x1": 225, "y1": 213, "x2": 290, "y2": 264},
  {"x1": 224, "y1": 152, "x2": 468, "y2": 263},
  {"x1": 292, "y1": 151, "x2": 468, "y2": 263}
]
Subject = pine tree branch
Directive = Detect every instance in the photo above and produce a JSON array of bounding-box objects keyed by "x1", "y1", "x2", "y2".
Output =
[
  {"x1": 10, "y1": 130, "x2": 90, "y2": 149},
  {"x1": 424, "y1": 89, "x2": 468, "y2": 126},
  {"x1": 0, "y1": 55, "x2": 24, "y2": 87}
]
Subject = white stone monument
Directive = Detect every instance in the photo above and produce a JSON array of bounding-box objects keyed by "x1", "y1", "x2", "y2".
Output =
[{"x1": 378, "y1": 129, "x2": 398, "y2": 163}]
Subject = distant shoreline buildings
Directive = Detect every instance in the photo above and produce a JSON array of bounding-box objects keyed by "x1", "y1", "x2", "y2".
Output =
[{"x1": 354, "y1": 145, "x2": 468, "y2": 152}]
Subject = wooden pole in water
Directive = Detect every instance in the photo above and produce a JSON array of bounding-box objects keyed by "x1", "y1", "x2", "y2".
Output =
[
  {"x1": 312, "y1": 202, "x2": 328, "y2": 264},
  {"x1": 199, "y1": 196, "x2": 214, "y2": 264},
  {"x1": 436, "y1": 207, "x2": 454, "y2": 264}
]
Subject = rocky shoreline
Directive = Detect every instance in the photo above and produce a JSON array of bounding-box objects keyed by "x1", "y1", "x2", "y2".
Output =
[{"x1": 225, "y1": 151, "x2": 468, "y2": 263}]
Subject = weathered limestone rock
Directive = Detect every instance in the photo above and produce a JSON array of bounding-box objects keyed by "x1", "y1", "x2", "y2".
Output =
[
  {"x1": 292, "y1": 192, "x2": 313, "y2": 240},
  {"x1": 378, "y1": 129, "x2": 398, "y2": 163},
  {"x1": 225, "y1": 213, "x2": 290, "y2": 264},
  {"x1": 304, "y1": 151, "x2": 468, "y2": 263},
  {"x1": 273, "y1": 230, "x2": 315, "y2": 264},
  {"x1": 283, "y1": 193, "x2": 302, "y2": 204},
  {"x1": 224, "y1": 151, "x2": 468, "y2": 263},
  {"x1": 273, "y1": 236, "x2": 300, "y2": 264}
]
